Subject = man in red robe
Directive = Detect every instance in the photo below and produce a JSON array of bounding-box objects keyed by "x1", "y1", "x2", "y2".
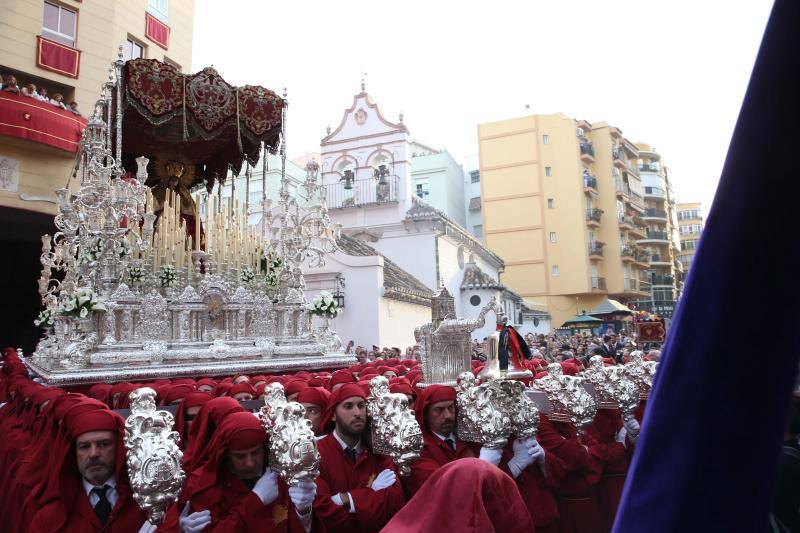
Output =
[
  {"x1": 297, "y1": 386, "x2": 330, "y2": 437},
  {"x1": 183, "y1": 396, "x2": 243, "y2": 473},
  {"x1": 314, "y1": 383, "x2": 405, "y2": 532},
  {"x1": 29, "y1": 407, "x2": 153, "y2": 532},
  {"x1": 167, "y1": 411, "x2": 319, "y2": 532}
]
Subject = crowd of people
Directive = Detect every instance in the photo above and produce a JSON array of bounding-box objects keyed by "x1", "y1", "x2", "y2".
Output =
[
  {"x1": 0, "y1": 342, "x2": 658, "y2": 533},
  {"x1": 1, "y1": 73, "x2": 82, "y2": 116}
]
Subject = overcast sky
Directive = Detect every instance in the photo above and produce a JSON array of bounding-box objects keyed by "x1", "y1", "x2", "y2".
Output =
[{"x1": 192, "y1": 0, "x2": 774, "y2": 212}]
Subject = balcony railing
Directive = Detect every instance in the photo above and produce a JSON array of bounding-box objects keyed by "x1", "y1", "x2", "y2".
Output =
[
  {"x1": 630, "y1": 191, "x2": 644, "y2": 206},
  {"x1": 618, "y1": 213, "x2": 634, "y2": 226},
  {"x1": 614, "y1": 178, "x2": 630, "y2": 196},
  {"x1": 591, "y1": 277, "x2": 607, "y2": 290},
  {"x1": 621, "y1": 246, "x2": 635, "y2": 258},
  {"x1": 588, "y1": 243, "x2": 605, "y2": 256},
  {"x1": 639, "y1": 163, "x2": 660, "y2": 173},
  {"x1": 623, "y1": 278, "x2": 639, "y2": 292},
  {"x1": 634, "y1": 249, "x2": 650, "y2": 263},
  {"x1": 646, "y1": 230, "x2": 669, "y2": 240},
  {"x1": 580, "y1": 140, "x2": 595, "y2": 158},
  {"x1": 651, "y1": 275, "x2": 675, "y2": 286},
  {"x1": 644, "y1": 186, "x2": 665, "y2": 197},
  {"x1": 586, "y1": 208, "x2": 603, "y2": 223},
  {"x1": 327, "y1": 176, "x2": 400, "y2": 209},
  {"x1": 645, "y1": 208, "x2": 668, "y2": 219}
]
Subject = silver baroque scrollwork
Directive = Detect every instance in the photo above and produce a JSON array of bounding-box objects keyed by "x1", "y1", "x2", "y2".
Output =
[
  {"x1": 123, "y1": 387, "x2": 185, "y2": 525},
  {"x1": 258, "y1": 383, "x2": 320, "y2": 485},
  {"x1": 366, "y1": 376, "x2": 422, "y2": 476}
]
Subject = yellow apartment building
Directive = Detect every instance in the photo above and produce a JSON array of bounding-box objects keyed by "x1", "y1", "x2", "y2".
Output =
[
  {"x1": 0, "y1": 0, "x2": 194, "y2": 350},
  {"x1": 478, "y1": 113, "x2": 655, "y2": 327},
  {"x1": 676, "y1": 201, "x2": 704, "y2": 274}
]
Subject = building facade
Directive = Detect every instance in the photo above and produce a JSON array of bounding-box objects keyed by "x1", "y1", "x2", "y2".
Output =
[
  {"x1": 634, "y1": 144, "x2": 684, "y2": 319},
  {"x1": 0, "y1": 0, "x2": 194, "y2": 350},
  {"x1": 317, "y1": 87, "x2": 547, "y2": 344},
  {"x1": 409, "y1": 140, "x2": 467, "y2": 227},
  {"x1": 676, "y1": 201, "x2": 704, "y2": 275},
  {"x1": 477, "y1": 113, "x2": 667, "y2": 328},
  {"x1": 462, "y1": 153, "x2": 484, "y2": 242}
]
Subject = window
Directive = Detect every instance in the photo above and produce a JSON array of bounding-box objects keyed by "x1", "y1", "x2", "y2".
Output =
[
  {"x1": 470, "y1": 170, "x2": 480, "y2": 183},
  {"x1": 470, "y1": 295, "x2": 482, "y2": 306},
  {"x1": 551, "y1": 265, "x2": 559, "y2": 276},
  {"x1": 549, "y1": 232, "x2": 557, "y2": 243},
  {"x1": 42, "y1": 1, "x2": 77, "y2": 47},
  {"x1": 547, "y1": 198, "x2": 554, "y2": 209},
  {"x1": 545, "y1": 166, "x2": 552, "y2": 176},
  {"x1": 542, "y1": 134, "x2": 550, "y2": 145},
  {"x1": 415, "y1": 183, "x2": 429, "y2": 198},
  {"x1": 148, "y1": 0, "x2": 169, "y2": 22},
  {"x1": 473, "y1": 224, "x2": 483, "y2": 238},
  {"x1": 163, "y1": 56, "x2": 181, "y2": 71},
  {"x1": 124, "y1": 37, "x2": 145, "y2": 60}
]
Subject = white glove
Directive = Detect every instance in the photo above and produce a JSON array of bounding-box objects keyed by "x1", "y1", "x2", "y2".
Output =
[
  {"x1": 528, "y1": 438, "x2": 546, "y2": 465},
  {"x1": 623, "y1": 417, "x2": 640, "y2": 443},
  {"x1": 288, "y1": 480, "x2": 317, "y2": 513},
  {"x1": 179, "y1": 502, "x2": 212, "y2": 533},
  {"x1": 615, "y1": 426, "x2": 628, "y2": 448},
  {"x1": 371, "y1": 468, "x2": 397, "y2": 491},
  {"x1": 252, "y1": 470, "x2": 280, "y2": 505},
  {"x1": 507, "y1": 438, "x2": 535, "y2": 477},
  {"x1": 137, "y1": 521, "x2": 158, "y2": 533},
  {"x1": 478, "y1": 446, "x2": 503, "y2": 466}
]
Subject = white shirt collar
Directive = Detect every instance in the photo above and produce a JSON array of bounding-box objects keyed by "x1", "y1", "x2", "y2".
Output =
[
  {"x1": 432, "y1": 431, "x2": 456, "y2": 442},
  {"x1": 83, "y1": 474, "x2": 117, "y2": 496},
  {"x1": 332, "y1": 429, "x2": 363, "y2": 454}
]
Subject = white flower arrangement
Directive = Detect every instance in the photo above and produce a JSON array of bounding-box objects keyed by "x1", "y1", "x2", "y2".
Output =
[
  {"x1": 116, "y1": 239, "x2": 131, "y2": 259},
  {"x1": 159, "y1": 265, "x2": 177, "y2": 288},
  {"x1": 59, "y1": 287, "x2": 106, "y2": 319},
  {"x1": 307, "y1": 290, "x2": 341, "y2": 318},
  {"x1": 77, "y1": 237, "x2": 104, "y2": 266},
  {"x1": 264, "y1": 249, "x2": 283, "y2": 288},
  {"x1": 128, "y1": 264, "x2": 145, "y2": 284},
  {"x1": 240, "y1": 266, "x2": 255, "y2": 284},
  {"x1": 34, "y1": 307, "x2": 55, "y2": 328}
]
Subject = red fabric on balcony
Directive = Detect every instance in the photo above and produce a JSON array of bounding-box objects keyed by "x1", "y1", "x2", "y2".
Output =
[
  {"x1": 145, "y1": 13, "x2": 170, "y2": 49},
  {"x1": 0, "y1": 92, "x2": 87, "y2": 152},
  {"x1": 36, "y1": 36, "x2": 80, "y2": 79}
]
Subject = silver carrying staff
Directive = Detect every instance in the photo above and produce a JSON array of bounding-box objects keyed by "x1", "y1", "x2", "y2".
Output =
[
  {"x1": 123, "y1": 387, "x2": 185, "y2": 525},
  {"x1": 258, "y1": 383, "x2": 320, "y2": 485},
  {"x1": 367, "y1": 376, "x2": 423, "y2": 476}
]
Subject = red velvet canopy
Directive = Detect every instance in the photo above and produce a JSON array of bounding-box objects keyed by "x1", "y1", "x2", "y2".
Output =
[{"x1": 121, "y1": 58, "x2": 284, "y2": 191}]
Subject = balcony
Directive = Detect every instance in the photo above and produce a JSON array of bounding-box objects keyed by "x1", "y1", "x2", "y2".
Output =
[
  {"x1": 612, "y1": 148, "x2": 626, "y2": 169},
  {"x1": 639, "y1": 163, "x2": 660, "y2": 173},
  {"x1": 0, "y1": 91, "x2": 86, "y2": 152},
  {"x1": 644, "y1": 230, "x2": 670, "y2": 242},
  {"x1": 591, "y1": 276, "x2": 607, "y2": 291},
  {"x1": 583, "y1": 172, "x2": 599, "y2": 194},
  {"x1": 644, "y1": 208, "x2": 668, "y2": 220},
  {"x1": 616, "y1": 213, "x2": 633, "y2": 230},
  {"x1": 649, "y1": 254, "x2": 672, "y2": 267},
  {"x1": 586, "y1": 208, "x2": 603, "y2": 227},
  {"x1": 621, "y1": 246, "x2": 635, "y2": 261},
  {"x1": 580, "y1": 140, "x2": 595, "y2": 163},
  {"x1": 651, "y1": 275, "x2": 675, "y2": 286},
  {"x1": 327, "y1": 175, "x2": 400, "y2": 210},
  {"x1": 614, "y1": 178, "x2": 630, "y2": 198},
  {"x1": 633, "y1": 249, "x2": 651, "y2": 268},
  {"x1": 629, "y1": 222, "x2": 647, "y2": 238},
  {"x1": 644, "y1": 186, "x2": 665, "y2": 198},
  {"x1": 588, "y1": 242, "x2": 605, "y2": 259},
  {"x1": 629, "y1": 190, "x2": 644, "y2": 208}
]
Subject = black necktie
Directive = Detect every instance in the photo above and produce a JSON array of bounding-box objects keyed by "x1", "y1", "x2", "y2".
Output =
[
  {"x1": 345, "y1": 447, "x2": 357, "y2": 463},
  {"x1": 445, "y1": 438, "x2": 456, "y2": 451},
  {"x1": 91, "y1": 485, "x2": 112, "y2": 525}
]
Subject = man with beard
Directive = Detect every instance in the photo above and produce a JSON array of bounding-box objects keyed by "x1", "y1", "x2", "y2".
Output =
[
  {"x1": 30, "y1": 407, "x2": 154, "y2": 532},
  {"x1": 314, "y1": 383, "x2": 405, "y2": 532}
]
